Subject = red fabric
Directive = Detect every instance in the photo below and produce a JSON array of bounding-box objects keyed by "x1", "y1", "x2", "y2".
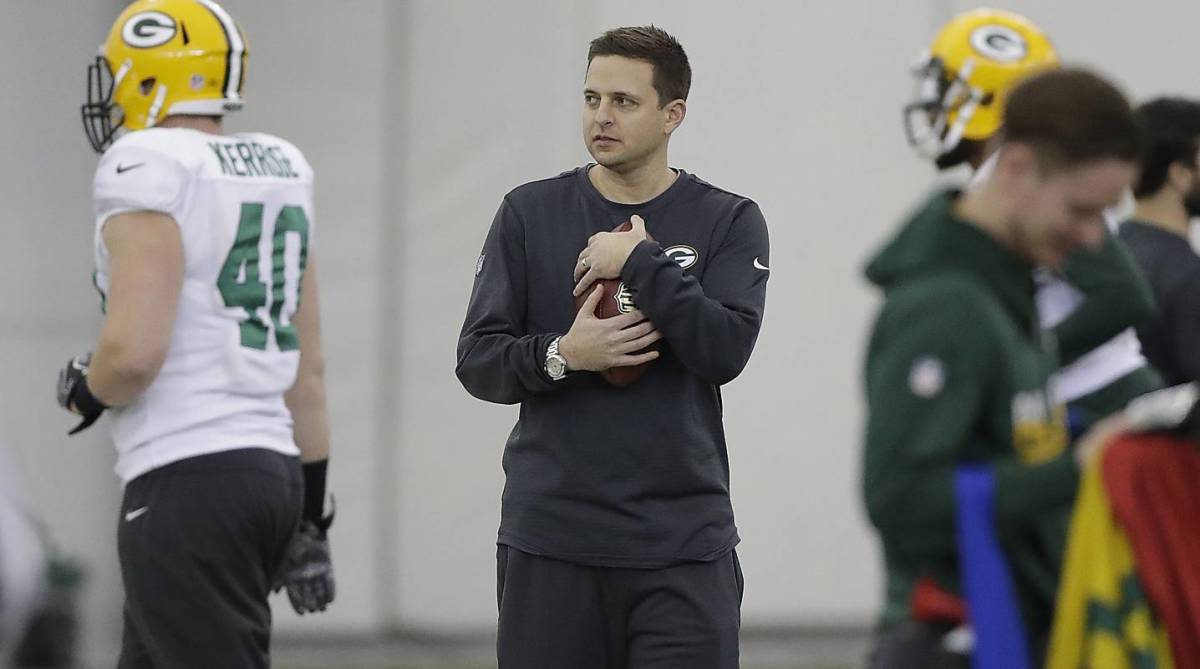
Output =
[
  {"x1": 910, "y1": 575, "x2": 967, "y2": 624},
  {"x1": 1103, "y1": 433, "x2": 1200, "y2": 669}
]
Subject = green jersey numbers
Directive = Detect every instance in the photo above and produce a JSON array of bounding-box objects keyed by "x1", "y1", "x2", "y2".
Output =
[
  {"x1": 219, "y1": 203, "x2": 268, "y2": 349},
  {"x1": 217, "y1": 202, "x2": 310, "y2": 351}
]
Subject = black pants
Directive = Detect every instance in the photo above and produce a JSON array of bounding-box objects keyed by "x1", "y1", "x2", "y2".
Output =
[
  {"x1": 868, "y1": 620, "x2": 1050, "y2": 669},
  {"x1": 116, "y1": 448, "x2": 302, "y2": 669},
  {"x1": 867, "y1": 620, "x2": 970, "y2": 669},
  {"x1": 496, "y1": 545, "x2": 744, "y2": 669}
]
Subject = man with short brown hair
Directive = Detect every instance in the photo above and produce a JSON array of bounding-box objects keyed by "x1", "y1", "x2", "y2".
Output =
[
  {"x1": 458, "y1": 25, "x2": 769, "y2": 669},
  {"x1": 863, "y1": 68, "x2": 1142, "y2": 669},
  {"x1": 1120, "y1": 97, "x2": 1200, "y2": 385}
]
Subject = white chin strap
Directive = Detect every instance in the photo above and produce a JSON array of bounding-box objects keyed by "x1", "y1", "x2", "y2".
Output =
[
  {"x1": 145, "y1": 84, "x2": 169, "y2": 128},
  {"x1": 939, "y1": 59, "x2": 980, "y2": 153},
  {"x1": 113, "y1": 59, "x2": 131, "y2": 90}
]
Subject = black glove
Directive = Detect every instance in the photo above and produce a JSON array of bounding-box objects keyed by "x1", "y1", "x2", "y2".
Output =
[
  {"x1": 274, "y1": 508, "x2": 335, "y2": 614},
  {"x1": 56, "y1": 354, "x2": 107, "y2": 435}
]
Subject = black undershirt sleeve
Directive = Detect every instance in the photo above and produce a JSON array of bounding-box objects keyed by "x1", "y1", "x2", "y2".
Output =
[{"x1": 302, "y1": 459, "x2": 328, "y2": 523}]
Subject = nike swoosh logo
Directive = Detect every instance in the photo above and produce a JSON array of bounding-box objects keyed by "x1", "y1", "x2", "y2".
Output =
[
  {"x1": 753, "y1": 257, "x2": 770, "y2": 271},
  {"x1": 124, "y1": 507, "x2": 149, "y2": 522},
  {"x1": 115, "y1": 162, "x2": 145, "y2": 174}
]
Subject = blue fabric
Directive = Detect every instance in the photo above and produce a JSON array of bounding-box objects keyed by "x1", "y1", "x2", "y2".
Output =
[
  {"x1": 955, "y1": 465, "x2": 1033, "y2": 669},
  {"x1": 1066, "y1": 405, "x2": 1089, "y2": 442}
]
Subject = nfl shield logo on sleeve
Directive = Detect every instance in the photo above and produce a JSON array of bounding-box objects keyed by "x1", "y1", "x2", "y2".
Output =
[{"x1": 909, "y1": 356, "x2": 946, "y2": 399}]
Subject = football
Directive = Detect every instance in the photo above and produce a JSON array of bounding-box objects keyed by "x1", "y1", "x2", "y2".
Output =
[{"x1": 574, "y1": 220, "x2": 659, "y2": 387}]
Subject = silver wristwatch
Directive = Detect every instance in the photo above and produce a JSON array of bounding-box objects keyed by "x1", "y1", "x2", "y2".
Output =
[{"x1": 545, "y1": 336, "x2": 568, "y2": 381}]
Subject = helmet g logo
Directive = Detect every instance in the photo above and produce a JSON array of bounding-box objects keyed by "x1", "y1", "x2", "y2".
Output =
[
  {"x1": 969, "y1": 25, "x2": 1028, "y2": 63},
  {"x1": 122, "y1": 11, "x2": 177, "y2": 49}
]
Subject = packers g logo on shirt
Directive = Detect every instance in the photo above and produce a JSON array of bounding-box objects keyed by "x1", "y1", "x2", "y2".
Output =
[
  {"x1": 611, "y1": 244, "x2": 694, "y2": 314},
  {"x1": 664, "y1": 245, "x2": 698, "y2": 270},
  {"x1": 122, "y1": 11, "x2": 178, "y2": 48}
]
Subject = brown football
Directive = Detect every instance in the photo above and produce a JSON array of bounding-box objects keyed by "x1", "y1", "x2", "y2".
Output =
[{"x1": 574, "y1": 220, "x2": 659, "y2": 387}]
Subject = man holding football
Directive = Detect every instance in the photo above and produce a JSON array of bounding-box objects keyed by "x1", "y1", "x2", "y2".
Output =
[{"x1": 457, "y1": 25, "x2": 770, "y2": 669}]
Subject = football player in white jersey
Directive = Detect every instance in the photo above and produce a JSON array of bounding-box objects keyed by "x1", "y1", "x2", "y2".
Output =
[{"x1": 56, "y1": 1, "x2": 334, "y2": 666}]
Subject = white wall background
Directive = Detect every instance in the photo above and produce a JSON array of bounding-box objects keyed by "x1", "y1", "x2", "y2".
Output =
[{"x1": 4, "y1": 0, "x2": 1200, "y2": 665}]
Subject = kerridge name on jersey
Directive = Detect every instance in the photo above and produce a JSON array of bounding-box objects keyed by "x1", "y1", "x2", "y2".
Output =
[
  {"x1": 209, "y1": 139, "x2": 300, "y2": 179},
  {"x1": 92, "y1": 126, "x2": 314, "y2": 484}
]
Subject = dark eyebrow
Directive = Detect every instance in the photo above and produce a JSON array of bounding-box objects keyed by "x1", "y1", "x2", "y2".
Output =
[{"x1": 582, "y1": 88, "x2": 641, "y2": 101}]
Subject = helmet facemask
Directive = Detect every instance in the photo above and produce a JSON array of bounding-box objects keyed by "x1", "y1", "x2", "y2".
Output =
[
  {"x1": 903, "y1": 54, "x2": 987, "y2": 162},
  {"x1": 81, "y1": 56, "x2": 126, "y2": 153}
]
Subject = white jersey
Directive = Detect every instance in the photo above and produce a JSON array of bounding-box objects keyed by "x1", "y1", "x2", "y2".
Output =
[{"x1": 92, "y1": 127, "x2": 313, "y2": 483}]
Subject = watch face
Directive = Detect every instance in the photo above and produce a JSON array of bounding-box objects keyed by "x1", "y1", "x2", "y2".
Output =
[{"x1": 547, "y1": 356, "x2": 566, "y2": 379}]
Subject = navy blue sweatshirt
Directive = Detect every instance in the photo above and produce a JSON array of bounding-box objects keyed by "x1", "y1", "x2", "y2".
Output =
[
  {"x1": 456, "y1": 166, "x2": 770, "y2": 568},
  {"x1": 1118, "y1": 220, "x2": 1200, "y2": 386}
]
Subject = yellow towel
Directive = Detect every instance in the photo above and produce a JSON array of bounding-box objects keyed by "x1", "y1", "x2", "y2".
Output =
[{"x1": 1046, "y1": 460, "x2": 1173, "y2": 669}]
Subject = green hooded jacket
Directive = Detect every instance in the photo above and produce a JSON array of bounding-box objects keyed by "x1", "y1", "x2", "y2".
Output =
[{"x1": 861, "y1": 190, "x2": 1080, "y2": 638}]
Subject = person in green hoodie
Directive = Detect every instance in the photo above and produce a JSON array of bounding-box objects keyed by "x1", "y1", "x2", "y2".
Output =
[
  {"x1": 904, "y1": 9, "x2": 1160, "y2": 437},
  {"x1": 863, "y1": 68, "x2": 1143, "y2": 669}
]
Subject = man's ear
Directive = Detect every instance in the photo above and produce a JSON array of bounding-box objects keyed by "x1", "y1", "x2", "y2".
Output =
[
  {"x1": 664, "y1": 99, "x2": 686, "y2": 135},
  {"x1": 995, "y1": 142, "x2": 1039, "y2": 186},
  {"x1": 1167, "y1": 160, "x2": 1196, "y2": 193}
]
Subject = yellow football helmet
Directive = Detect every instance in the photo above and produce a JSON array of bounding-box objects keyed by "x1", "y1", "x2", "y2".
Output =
[
  {"x1": 82, "y1": 0, "x2": 247, "y2": 152},
  {"x1": 904, "y1": 8, "x2": 1058, "y2": 164}
]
